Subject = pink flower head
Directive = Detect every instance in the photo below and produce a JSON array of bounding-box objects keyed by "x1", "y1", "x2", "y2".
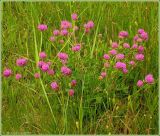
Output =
[
  {"x1": 133, "y1": 35, "x2": 139, "y2": 42},
  {"x1": 53, "y1": 29, "x2": 60, "y2": 36},
  {"x1": 122, "y1": 68, "x2": 128, "y2": 74},
  {"x1": 137, "y1": 38, "x2": 143, "y2": 43},
  {"x1": 135, "y1": 54, "x2": 144, "y2": 61},
  {"x1": 70, "y1": 32, "x2": 74, "y2": 36},
  {"x1": 71, "y1": 80, "x2": 77, "y2": 87},
  {"x1": 61, "y1": 20, "x2": 72, "y2": 29},
  {"x1": 47, "y1": 61, "x2": 52, "y2": 66},
  {"x1": 69, "y1": 89, "x2": 74, "y2": 96},
  {"x1": 34, "y1": 73, "x2": 40, "y2": 79},
  {"x1": 37, "y1": 61, "x2": 45, "y2": 68},
  {"x1": 137, "y1": 80, "x2": 144, "y2": 87},
  {"x1": 115, "y1": 62, "x2": 126, "y2": 69},
  {"x1": 104, "y1": 62, "x2": 110, "y2": 68},
  {"x1": 61, "y1": 60, "x2": 67, "y2": 65},
  {"x1": 58, "y1": 52, "x2": 68, "y2": 61},
  {"x1": 108, "y1": 49, "x2": 117, "y2": 55},
  {"x1": 38, "y1": 24, "x2": 48, "y2": 31},
  {"x1": 49, "y1": 36, "x2": 55, "y2": 42},
  {"x1": 118, "y1": 31, "x2": 128, "y2": 38},
  {"x1": 129, "y1": 61, "x2": 135, "y2": 66},
  {"x1": 59, "y1": 39, "x2": 64, "y2": 44},
  {"x1": 72, "y1": 44, "x2": 81, "y2": 52},
  {"x1": 3, "y1": 68, "x2": 12, "y2": 77},
  {"x1": 73, "y1": 26, "x2": 79, "y2": 31},
  {"x1": 47, "y1": 69, "x2": 55, "y2": 75},
  {"x1": 16, "y1": 58, "x2": 27, "y2": 67},
  {"x1": 103, "y1": 54, "x2": 110, "y2": 60},
  {"x1": 61, "y1": 66, "x2": 72, "y2": 76},
  {"x1": 61, "y1": 29, "x2": 68, "y2": 36},
  {"x1": 101, "y1": 72, "x2": 106, "y2": 78},
  {"x1": 116, "y1": 54, "x2": 125, "y2": 60},
  {"x1": 84, "y1": 20, "x2": 94, "y2": 32},
  {"x1": 41, "y1": 63, "x2": 49, "y2": 72},
  {"x1": 39, "y1": 52, "x2": 47, "y2": 59},
  {"x1": 138, "y1": 45, "x2": 144, "y2": 53},
  {"x1": 84, "y1": 27, "x2": 90, "y2": 33},
  {"x1": 132, "y1": 44, "x2": 138, "y2": 49},
  {"x1": 123, "y1": 43, "x2": 130, "y2": 48},
  {"x1": 138, "y1": 29, "x2": 145, "y2": 34},
  {"x1": 51, "y1": 82, "x2": 59, "y2": 91},
  {"x1": 84, "y1": 24, "x2": 88, "y2": 29},
  {"x1": 111, "y1": 42, "x2": 119, "y2": 48},
  {"x1": 87, "y1": 21, "x2": 94, "y2": 28},
  {"x1": 140, "y1": 32, "x2": 148, "y2": 41},
  {"x1": 15, "y1": 73, "x2": 22, "y2": 80},
  {"x1": 71, "y1": 13, "x2": 78, "y2": 20},
  {"x1": 145, "y1": 74, "x2": 154, "y2": 84}
]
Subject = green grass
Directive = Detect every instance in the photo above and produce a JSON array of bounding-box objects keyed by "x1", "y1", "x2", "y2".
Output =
[{"x1": 2, "y1": 1, "x2": 158, "y2": 135}]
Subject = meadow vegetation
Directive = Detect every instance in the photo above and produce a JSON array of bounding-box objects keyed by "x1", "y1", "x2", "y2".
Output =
[{"x1": 2, "y1": 1, "x2": 158, "y2": 134}]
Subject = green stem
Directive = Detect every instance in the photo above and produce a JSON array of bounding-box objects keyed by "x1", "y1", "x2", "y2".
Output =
[
  {"x1": 40, "y1": 32, "x2": 43, "y2": 52},
  {"x1": 39, "y1": 79, "x2": 58, "y2": 126},
  {"x1": 90, "y1": 9, "x2": 102, "y2": 59},
  {"x1": 79, "y1": 79, "x2": 84, "y2": 134},
  {"x1": 64, "y1": 94, "x2": 69, "y2": 134},
  {"x1": 32, "y1": 10, "x2": 58, "y2": 132}
]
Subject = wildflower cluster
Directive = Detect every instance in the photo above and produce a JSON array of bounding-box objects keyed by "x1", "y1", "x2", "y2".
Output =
[
  {"x1": 3, "y1": 12, "x2": 154, "y2": 98},
  {"x1": 137, "y1": 74, "x2": 154, "y2": 87},
  {"x1": 99, "y1": 29, "x2": 154, "y2": 87},
  {"x1": 3, "y1": 13, "x2": 95, "y2": 97},
  {"x1": 3, "y1": 58, "x2": 28, "y2": 80}
]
